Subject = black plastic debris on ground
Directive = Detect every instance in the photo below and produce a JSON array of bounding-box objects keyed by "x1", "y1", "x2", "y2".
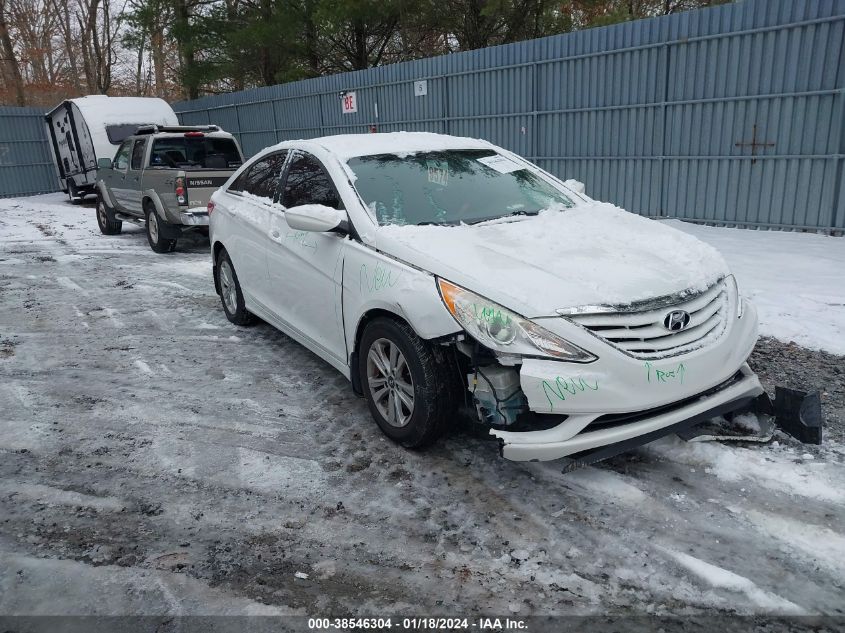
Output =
[{"x1": 773, "y1": 386, "x2": 823, "y2": 445}]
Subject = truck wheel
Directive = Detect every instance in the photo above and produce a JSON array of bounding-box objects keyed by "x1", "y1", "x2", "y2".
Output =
[
  {"x1": 67, "y1": 180, "x2": 82, "y2": 205},
  {"x1": 145, "y1": 206, "x2": 177, "y2": 253},
  {"x1": 96, "y1": 195, "x2": 122, "y2": 235},
  {"x1": 358, "y1": 317, "x2": 457, "y2": 448},
  {"x1": 215, "y1": 250, "x2": 255, "y2": 326}
]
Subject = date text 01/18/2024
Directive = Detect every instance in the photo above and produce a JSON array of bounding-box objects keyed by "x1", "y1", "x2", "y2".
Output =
[{"x1": 308, "y1": 617, "x2": 528, "y2": 630}]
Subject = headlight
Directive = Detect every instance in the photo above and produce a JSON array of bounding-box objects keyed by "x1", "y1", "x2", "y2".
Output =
[
  {"x1": 726, "y1": 274, "x2": 744, "y2": 318},
  {"x1": 437, "y1": 278, "x2": 596, "y2": 362}
]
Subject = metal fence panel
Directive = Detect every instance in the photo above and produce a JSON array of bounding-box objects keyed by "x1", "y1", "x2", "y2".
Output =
[
  {"x1": 0, "y1": 106, "x2": 56, "y2": 198},
  {"x1": 3, "y1": 0, "x2": 845, "y2": 231},
  {"x1": 170, "y1": 0, "x2": 845, "y2": 231}
]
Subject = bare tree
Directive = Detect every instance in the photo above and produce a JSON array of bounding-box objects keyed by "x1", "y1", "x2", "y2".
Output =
[
  {"x1": 0, "y1": 0, "x2": 27, "y2": 104},
  {"x1": 51, "y1": 0, "x2": 81, "y2": 88}
]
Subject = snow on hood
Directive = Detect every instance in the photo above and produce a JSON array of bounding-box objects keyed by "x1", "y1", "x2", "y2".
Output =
[{"x1": 375, "y1": 202, "x2": 730, "y2": 317}]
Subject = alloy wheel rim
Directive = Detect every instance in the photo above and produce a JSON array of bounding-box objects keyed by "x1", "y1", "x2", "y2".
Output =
[
  {"x1": 366, "y1": 338, "x2": 414, "y2": 427},
  {"x1": 219, "y1": 261, "x2": 237, "y2": 314},
  {"x1": 148, "y1": 212, "x2": 159, "y2": 243},
  {"x1": 97, "y1": 202, "x2": 106, "y2": 227}
]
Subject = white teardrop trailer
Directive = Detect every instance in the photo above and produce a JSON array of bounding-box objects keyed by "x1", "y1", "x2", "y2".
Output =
[{"x1": 45, "y1": 95, "x2": 178, "y2": 203}]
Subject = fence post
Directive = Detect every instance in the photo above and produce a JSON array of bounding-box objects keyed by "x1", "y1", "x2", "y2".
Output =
[
  {"x1": 827, "y1": 74, "x2": 845, "y2": 233},
  {"x1": 442, "y1": 74, "x2": 450, "y2": 135},
  {"x1": 658, "y1": 42, "x2": 671, "y2": 219},
  {"x1": 531, "y1": 61, "x2": 538, "y2": 162}
]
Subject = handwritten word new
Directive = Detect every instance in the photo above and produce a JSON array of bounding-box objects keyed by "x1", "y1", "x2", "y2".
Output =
[
  {"x1": 360, "y1": 262, "x2": 399, "y2": 293},
  {"x1": 644, "y1": 361, "x2": 686, "y2": 384},
  {"x1": 541, "y1": 376, "x2": 599, "y2": 410}
]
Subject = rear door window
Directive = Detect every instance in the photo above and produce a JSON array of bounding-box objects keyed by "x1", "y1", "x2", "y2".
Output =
[
  {"x1": 281, "y1": 152, "x2": 341, "y2": 209},
  {"x1": 130, "y1": 139, "x2": 146, "y2": 170},
  {"x1": 229, "y1": 151, "x2": 288, "y2": 202}
]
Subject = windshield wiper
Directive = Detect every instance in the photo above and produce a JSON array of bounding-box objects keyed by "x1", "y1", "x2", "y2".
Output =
[
  {"x1": 416, "y1": 220, "x2": 456, "y2": 226},
  {"x1": 465, "y1": 210, "x2": 539, "y2": 225}
]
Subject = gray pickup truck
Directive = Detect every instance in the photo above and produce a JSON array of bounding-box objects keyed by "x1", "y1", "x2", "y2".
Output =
[{"x1": 94, "y1": 125, "x2": 244, "y2": 253}]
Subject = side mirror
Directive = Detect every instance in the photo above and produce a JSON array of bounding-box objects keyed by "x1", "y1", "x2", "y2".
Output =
[
  {"x1": 97, "y1": 158, "x2": 113, "y2": 169},
  {"x1": 563, "y1": 179, "x2": 585, "y2": 195},
  {"x1": 285, "y1": 204, "x2": 348, "y2": 234}
]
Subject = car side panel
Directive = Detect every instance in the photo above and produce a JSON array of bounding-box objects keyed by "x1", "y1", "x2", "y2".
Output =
[
  {"x1": 342, "y1": 241, "x2": 463, "y2": 359},
  {"x1": 123, "y1": 141, "x2": 146, "y2": 214},
  {"x1": 265, "y1": 208, "x2": 348, "y2": 364},
  {"x1": 108, "y1": 146, "x2": 132, "y2": 212},
  {"x1": 213, "y1": 190, "x2": 271, "y2": 308}
]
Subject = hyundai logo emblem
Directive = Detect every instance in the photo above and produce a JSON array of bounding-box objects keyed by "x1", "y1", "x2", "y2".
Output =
[{"x1": 663, "y1": 310, "x2": 691, "y2": 331}]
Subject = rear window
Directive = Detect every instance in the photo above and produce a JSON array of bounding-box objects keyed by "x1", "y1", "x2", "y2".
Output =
[
  {"x1": 149, "y1": 137, "x2": 242, "y2": 170},
  {"x1": 106, "y1": 124, "x2": 150, "y2": 145}
]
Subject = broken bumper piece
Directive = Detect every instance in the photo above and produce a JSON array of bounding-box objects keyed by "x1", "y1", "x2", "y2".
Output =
[{"x1": 491, "y1": 364, "x2": 763, "y2": 462}]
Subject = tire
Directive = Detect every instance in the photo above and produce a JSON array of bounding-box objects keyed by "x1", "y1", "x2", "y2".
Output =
[
  {"x1": 215, "y1": 250, "x2": 255, "y2": 326},
  {"x1": 145, "y1": 205, "x2": 177, "y2": 253},
  {"x1": 95, "y1": 194, "x2": 122, "y2": 235},
  {"x1": 358, "y1": 317, "x2": 458, "y2": 448},
  {"x1": 67, "y1": 180, "x2": 82, "y2": 205}
]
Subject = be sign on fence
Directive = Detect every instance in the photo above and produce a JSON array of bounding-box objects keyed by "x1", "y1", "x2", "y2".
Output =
[{"x1": 341, "y1": 91, "x2": 357, "y2": 114}]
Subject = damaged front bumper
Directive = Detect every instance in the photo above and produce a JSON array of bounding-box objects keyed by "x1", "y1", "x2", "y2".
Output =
[{"x1": 491, "y1": 363, "x2": 763, "y2": 462}]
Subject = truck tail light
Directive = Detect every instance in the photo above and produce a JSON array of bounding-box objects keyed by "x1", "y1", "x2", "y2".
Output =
[
  {"x1": 207, "y1": 200, "x2": 215, "y2": 215},
  {"x1": 175, "y1": 176, "x2": 187, "y2": 206}
]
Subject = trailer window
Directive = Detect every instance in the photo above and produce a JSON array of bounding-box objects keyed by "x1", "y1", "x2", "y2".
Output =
[
  {"x1": 106, "y1": 124, "x2": 150, "y2": 145},
  {"x1": 150, "y1": 137, "x2": 242, "y2": 170}
]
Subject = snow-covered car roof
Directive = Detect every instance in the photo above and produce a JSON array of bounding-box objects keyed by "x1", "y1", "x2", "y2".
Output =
[{"x1": 292, "y1": 132, "x2": 496, "y2": 161}]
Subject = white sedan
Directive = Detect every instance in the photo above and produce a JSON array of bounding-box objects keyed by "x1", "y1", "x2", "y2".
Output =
[{"x1": 208, "y1": 132, "x2": 762, "y2": 465}]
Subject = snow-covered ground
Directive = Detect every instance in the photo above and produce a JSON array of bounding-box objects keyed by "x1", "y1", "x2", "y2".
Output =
[
  {"x1": 667, "y1": 220, "x2": 845, "y2": 355},
  {"x1": 0, "y1": 194, "x2": 843, "y2": 619}
]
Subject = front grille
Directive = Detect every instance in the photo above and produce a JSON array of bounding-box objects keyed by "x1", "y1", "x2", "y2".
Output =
[{"x1": 566, "y1": 280, "x2": 728, "y2": 359}]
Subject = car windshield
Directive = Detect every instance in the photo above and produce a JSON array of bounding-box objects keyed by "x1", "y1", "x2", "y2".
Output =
[
  {"x1": 347, "y1": 149, "x2": 574, "y2": 226},
  {"x1": 150, "y1": 137, "x2": 242, "y2": 170}
]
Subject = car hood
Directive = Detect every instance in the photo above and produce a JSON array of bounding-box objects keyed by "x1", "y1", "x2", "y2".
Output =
[{"x1": 372, "y1": 202, "x2": 730, "y2": 318}]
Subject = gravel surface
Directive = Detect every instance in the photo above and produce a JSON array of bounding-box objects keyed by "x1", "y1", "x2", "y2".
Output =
[
  {"x1": 749, "y1": 337, "x2": 844, "y2": 443},
  {"x1": 0, "y1": 194, "x2": 843, "y2": 620}
]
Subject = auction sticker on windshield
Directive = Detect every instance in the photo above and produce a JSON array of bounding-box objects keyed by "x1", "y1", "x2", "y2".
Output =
[{"x1": 477, "y1": 154, "x2": 523, "y2": 174}]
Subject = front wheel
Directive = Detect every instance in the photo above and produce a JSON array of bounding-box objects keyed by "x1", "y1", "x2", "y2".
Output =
[
  {"x1": 145, "y1": 206, "x2": 177, "y2": 253},
  {"x1": 358, "y1": 318, "x2": 458, "y2": 448},
  {"x1": 96, "y1": 195, "x2": 122, "y2": 235}
]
